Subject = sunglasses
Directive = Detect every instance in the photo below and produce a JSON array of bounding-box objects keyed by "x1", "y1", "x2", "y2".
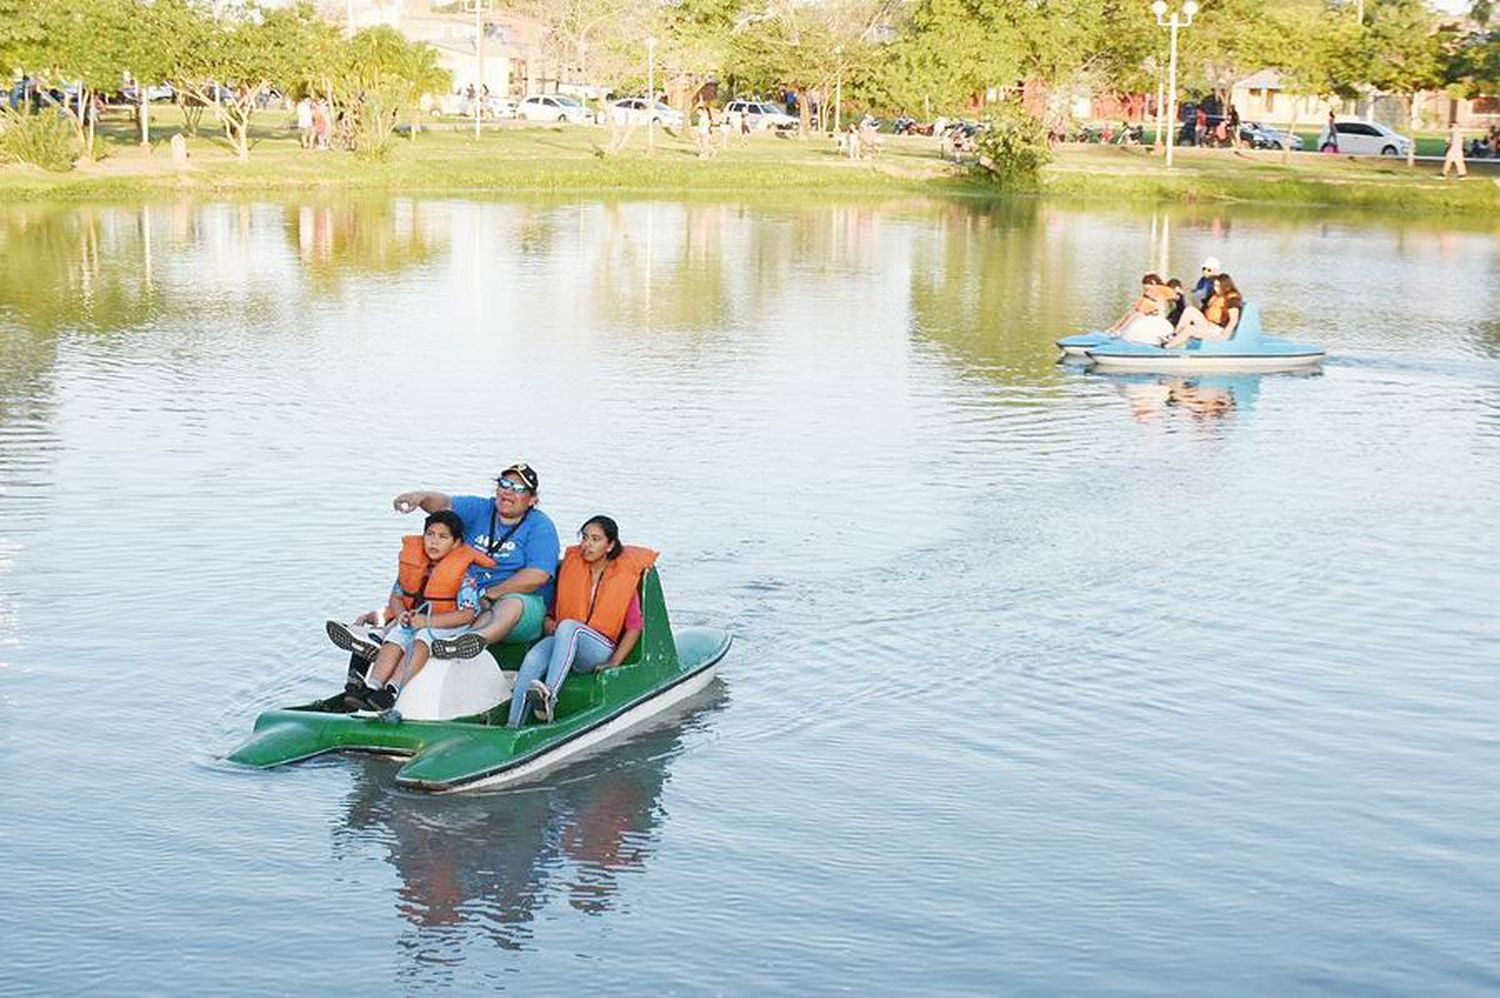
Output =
[{"x1": 495, "y1": 479, "x2": 532, "y2": 494}]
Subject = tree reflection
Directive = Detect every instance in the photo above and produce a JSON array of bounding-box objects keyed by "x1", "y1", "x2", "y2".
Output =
[
  {"x1": 333, "y1": 686, "x2": 726, "y2": 971},
  {"x1": 286, "y1": 198, "x2": 444, "y2": 293},
  {"x1": 905, "y1": 200, "x2": 1085, "y2": 387},
  {"x1": 0, "y1": 204, "x2": 163, "y2": 335}
]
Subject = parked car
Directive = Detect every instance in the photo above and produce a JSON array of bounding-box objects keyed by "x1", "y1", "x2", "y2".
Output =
[
  {"x1": 1317, "y1": 118, "x2": 1413, "y2": 157},
  {"x1": 1240, "y1": 120, "x2": 1304, "y2": 151},
  {"x1": 121, "y1": 83, "x2": 176, "y2": 103},
  {"x1": 518, "y1": 94, "x2": 594, "y2": 124},
  {"x1": 723, "y1": 99, "x2": 798, "y2": 131},
  {"x1": 606, "y1": 97, "x2": 683, "y2": 128}
]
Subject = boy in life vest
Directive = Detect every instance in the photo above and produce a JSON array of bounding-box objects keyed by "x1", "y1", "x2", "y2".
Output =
[{"x1": 326, "y1": 510, "x2": 494, "y2": 712}]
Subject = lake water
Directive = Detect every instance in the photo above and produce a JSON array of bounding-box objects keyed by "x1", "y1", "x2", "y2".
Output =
[{"x1": 2, "y1": 194, "x2": 1498, "y2": 995}]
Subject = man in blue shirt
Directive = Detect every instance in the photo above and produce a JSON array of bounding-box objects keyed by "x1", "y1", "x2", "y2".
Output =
[
  {"x1": 390, "y1": 461, "x2": 561, "y2": 659},
  {"x1": 1192, "y1": 256, "x2": 1221, "y2": 309}
]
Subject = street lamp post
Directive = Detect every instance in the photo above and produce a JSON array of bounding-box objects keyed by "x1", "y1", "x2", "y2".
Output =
[
  {"x1": 646, "y1": 36, "x2": 658, "y2": 156},
  {"x1": 465, "y1": 0, "x2": 492, "y2": 141},
  {"x1": 1151, "y1": 0, "x2": 1197, "y2": 168}
]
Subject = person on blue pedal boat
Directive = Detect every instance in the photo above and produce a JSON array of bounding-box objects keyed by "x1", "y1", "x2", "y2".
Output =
[
  {"x1": 1109, "y1": 273, "x2": 1177, "y2": 346},
  {"x1": 1165, "y1": 273, "x2": 1244, "y2": 347},
  {"x1": 384, "y1": 462, "x2": 561, "y2": 661},
  {"x1": 1191, "y1": 256, "x2": 1221, "y2": 308},
  {"x1": 508, "y1": 516, "x2": 656, "y2": 727},
  {"x1": 328, "y1": 510, "x2": 493, "y2": 712}
]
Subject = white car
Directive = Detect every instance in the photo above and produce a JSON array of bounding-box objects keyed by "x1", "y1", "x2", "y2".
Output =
[
  {"x1": 723, "y1": 99, "x2": 798, "y2": 131},
  {"x1": 518, "y1": 94, "x2": 594, "y2": 124},
  {"x1": 606, "y1": 97, "x2": 683, "y2": 128},
  {"x1": 1317, "y1": 119, "x2": 1413, "y2": 157}
]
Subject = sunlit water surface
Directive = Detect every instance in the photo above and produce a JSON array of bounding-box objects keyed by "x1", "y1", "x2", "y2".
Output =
[{"x1": 2, "y1": 195, "x2": 1498, "y2": 994}]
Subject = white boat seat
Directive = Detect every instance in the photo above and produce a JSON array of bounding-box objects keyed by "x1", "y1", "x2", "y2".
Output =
[{"x1": 393, "y1": 656, "x2": 513, "y2": 721}]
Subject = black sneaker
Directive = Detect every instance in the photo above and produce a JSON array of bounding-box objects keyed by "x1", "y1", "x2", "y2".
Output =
[
  {"x1": 365, "y1": 684, "x2": 398, "y2": 711},
  {"x1": 326, "y1": 619, "x2": 380, "y2": 661},
  {"x1": 431, "y1": 631, "x2": 488, "y2": 660}
]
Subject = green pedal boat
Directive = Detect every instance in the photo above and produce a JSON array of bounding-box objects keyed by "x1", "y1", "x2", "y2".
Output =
[{"x1": 229, "y1": 568, "x2": 731, "y2": 793}]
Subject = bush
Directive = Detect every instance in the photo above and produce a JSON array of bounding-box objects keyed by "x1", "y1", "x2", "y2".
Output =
[
  {"x1": 0, "y1": 105, "x2": 79, "y2": 172},
  {"x1": 972, "y1": 101, "x2": 1050, "y2": 190}
]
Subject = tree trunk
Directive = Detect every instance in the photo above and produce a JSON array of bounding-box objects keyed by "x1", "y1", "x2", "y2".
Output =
[
  {"x1": 796, "y1": 87, "x2": 810, "y2": 138},
  {"x1": 1406, "y1": 91, "x2": 1419, "y2": 169},
  {"x1": 85, "y1": 87, "x2": 97, "y2": 159},
  {"x1": 234, "y1": 109, "x2": 250, "y2": 162},
  {"x1": 139, "y1": 91, "x2": 150, "y2": 147}
]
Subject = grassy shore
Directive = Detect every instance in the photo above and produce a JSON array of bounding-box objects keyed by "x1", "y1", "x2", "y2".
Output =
[{"x1": 2, "y1": 107, "x2": 1496, "y2": 215}]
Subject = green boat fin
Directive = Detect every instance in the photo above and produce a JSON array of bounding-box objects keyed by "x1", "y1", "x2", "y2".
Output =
[{"x1": 227, "y1": 717, "x2": 342, "y2": 768}]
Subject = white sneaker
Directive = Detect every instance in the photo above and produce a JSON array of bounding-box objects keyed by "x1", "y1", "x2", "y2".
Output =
[
  {"x1": 529, "y1": 679, "x2": 555, "y2": 723},
  {"x1": 325, "y1": 619, "x2": 382, "y2": 661}
]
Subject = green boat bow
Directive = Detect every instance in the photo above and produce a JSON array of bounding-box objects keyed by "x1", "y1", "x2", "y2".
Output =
[{"x1": 229, "y1": 568, "x2": 730, "y2": 792}]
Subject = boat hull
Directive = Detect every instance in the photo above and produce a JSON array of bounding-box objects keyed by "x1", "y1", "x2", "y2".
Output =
[
  {"x1": 1056, "y1": 331, "x2": 1112, "y2": 358},
  {"x1": 1085, "y1": 348, "x2": 1325, "y2": 373},
  {"x1": 442, "y1": 652, "x2": 723, "y2": 793},
  {"x1": 229, "y1": 568, "x2": 731, "y2": 792},
  {"x1": 1077, "y1": 303, "x2": 1326, "y2": 374}
]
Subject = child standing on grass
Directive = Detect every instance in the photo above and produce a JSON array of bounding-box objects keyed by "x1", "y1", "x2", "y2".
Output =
[{"x1": 326, "y1": 510, "x2": 494, "y2": 712}]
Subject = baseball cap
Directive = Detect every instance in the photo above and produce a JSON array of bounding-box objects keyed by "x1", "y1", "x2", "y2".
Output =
[{"x1": 497, "y1": 462, "x2": 539, "y2": 491}]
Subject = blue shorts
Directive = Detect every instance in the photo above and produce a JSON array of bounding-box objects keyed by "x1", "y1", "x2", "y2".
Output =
[{"x1": 379, "y1": 623, "x2": 471, "y2": 651}]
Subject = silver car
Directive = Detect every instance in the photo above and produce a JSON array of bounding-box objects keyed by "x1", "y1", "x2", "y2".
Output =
[
  {"x1": 1241, "y1": 121, "x2": 1304, "y2": 151},
  {"x1": 723, "y1": 99, "x2": 798, "y2": 131},
  {"x1": 1317, "y1": 119, "x2": 1413, "y2": 157},
  {"x1": 519, "y1": 94, "x2": 594, "y2": 124},
  {"x1": 607, "y1": 97, "x2": 683, "y2": 128}
]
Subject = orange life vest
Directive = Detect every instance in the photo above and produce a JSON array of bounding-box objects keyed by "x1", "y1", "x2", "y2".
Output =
[
  {"x1": 396, "y1": 535, "x2": 496, "y2": 615},
  {"x1": 553, "y1": 545, "x2": 658, "y2": 642},
  {"x1": 1205, "y1": 296, "x2": 1227, "y2": 325}
]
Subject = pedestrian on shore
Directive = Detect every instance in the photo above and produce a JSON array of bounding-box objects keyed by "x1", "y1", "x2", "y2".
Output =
[
  {"x1": 694, "y1": 104, "x2": 716, "y2": 159},
  {"x1": 1321, "y1": 110, "x2": 1339, "y2": 153},
  {"x1": 296, "y1": 97, "x2": 313, "y2": 150},
  {"x1": 1442, "y1": 121, "x2": 1467, "y2": 179},
  {"x1": 312, "y1": 100, "x2": 329, "y2": 151}
]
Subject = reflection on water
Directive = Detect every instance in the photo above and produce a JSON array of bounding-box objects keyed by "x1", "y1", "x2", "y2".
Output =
[
  {"x1": 336, "y1": 688, "x2": 724, "y2": 967},
  {"x1": 2, "y1": 193, "x2": 1499, "y2": 993},
  {"x1": 1094, "y1": 371, "x2": 1327, "y2": 426},
  {"x1": 289, "y1": 199, "x2": 443, "y2": 294}
]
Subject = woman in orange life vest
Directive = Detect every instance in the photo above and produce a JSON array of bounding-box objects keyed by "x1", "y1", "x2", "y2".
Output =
[
  {"x1": 327, "y1": 509, "x2": 494, "y2": 712},
  {"x1": 508, "y1": 515, "x2": 655, "y2": 727},
  {"x1": 1164, "y1": 272, "x2": 1245, "y2": 348}
]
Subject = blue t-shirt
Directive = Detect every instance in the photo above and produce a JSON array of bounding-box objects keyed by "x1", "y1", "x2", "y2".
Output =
[
  {"x1": 449, "y1": 495, "x2": 561, "y2": 605},
  {"x1": 1192, "y1": 275, "x2": 1216, "y2": 309}
]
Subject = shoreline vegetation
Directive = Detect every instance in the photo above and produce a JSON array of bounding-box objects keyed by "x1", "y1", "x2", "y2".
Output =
[{"x1": 3, "y1": 113, "x2": 1497, "y2": 215}]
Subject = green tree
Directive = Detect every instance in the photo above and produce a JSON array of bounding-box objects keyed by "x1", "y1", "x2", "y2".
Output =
[
  {"x1": 15, "y1": 0, "x2": 136, "y2": 157},
  {"x1": 1448, "y1": 0, "x2": 1500, "y2": 95},
  {"x1": 509, "y1": 0, "x2": 655, "y2": 91},
  {"x1": 323, "y1": 27, "x2": 451, "y2": 159},
  {"x1": 174, "y1": 3, "x2": 331, "y2": 162},
  {"x1": 1262, "y1": 1, "x2": 1365, "y2": 162},
  {"x1": 873, "y1": 0, "x2": 1032, "y2": 115},
  {"x1": 1364, "y1": 0, "x2": 1447, "y2": 165}
]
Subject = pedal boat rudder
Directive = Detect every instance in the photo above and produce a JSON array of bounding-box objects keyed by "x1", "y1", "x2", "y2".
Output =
[{"x1": 229, "y1": 568, "x2": 730, "y2": 792}]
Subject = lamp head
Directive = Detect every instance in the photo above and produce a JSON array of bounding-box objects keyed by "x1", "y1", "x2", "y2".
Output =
[
  {"x1": 1151, "y1": 0, "x2": 1167, "y2": 15},
  {"x1": 1183, "y1": 0, "x2": 1198, "y2": 16}
]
